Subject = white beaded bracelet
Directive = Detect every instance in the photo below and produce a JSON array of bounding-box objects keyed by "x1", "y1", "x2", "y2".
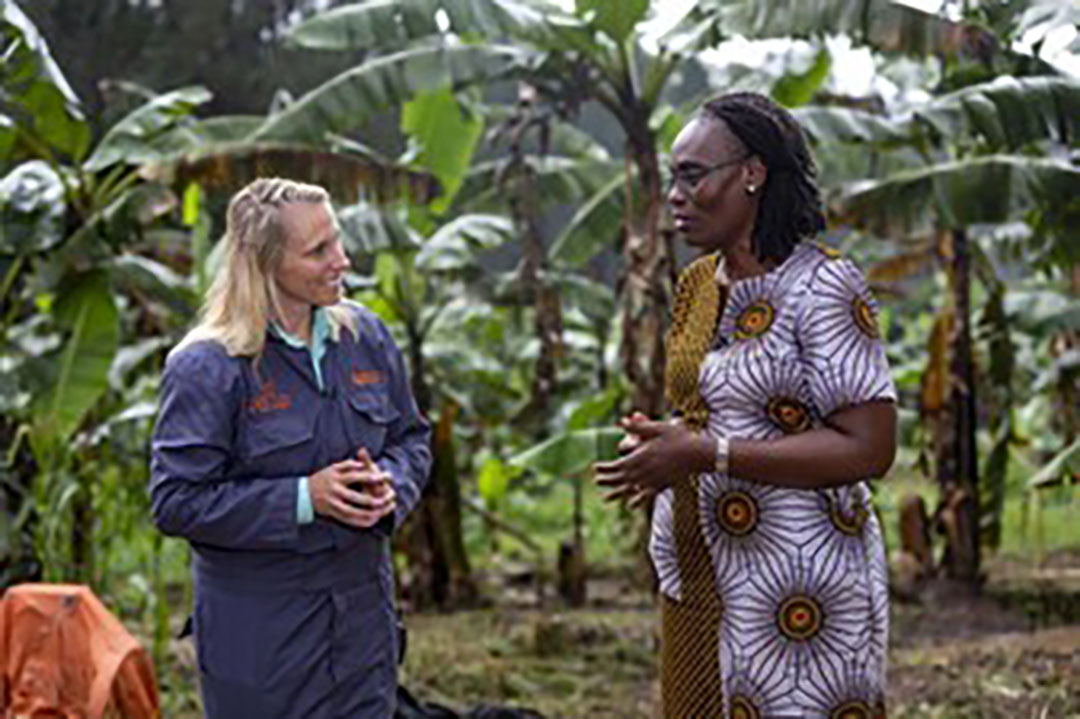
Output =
[{"x1": 714, "y1": 435, "x2": 730, "y2": 475}]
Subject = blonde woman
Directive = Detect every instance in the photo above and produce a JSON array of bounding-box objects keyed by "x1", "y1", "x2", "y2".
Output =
[{"x1": 151, "y1": 178, "x2": 431, "y2": 719}]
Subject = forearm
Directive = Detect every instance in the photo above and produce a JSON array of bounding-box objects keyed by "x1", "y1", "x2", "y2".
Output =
[
  {"x1": 727, "y1": 427, "x2": 888, "y2": 490},
  {"x1": 151, "y1": 474, "x2": 300, "y2": 550},
  {"x1": 378, "y1": 424, "x2": 432, "y2": 529}
]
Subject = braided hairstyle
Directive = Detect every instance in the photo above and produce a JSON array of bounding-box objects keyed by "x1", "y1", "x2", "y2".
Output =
[
  {"x1": 702, "y1": 92, "x2": 825, "y2": 266},
  {"x1": 175, "y1": 177, "x2": 357, "y2": 359}
]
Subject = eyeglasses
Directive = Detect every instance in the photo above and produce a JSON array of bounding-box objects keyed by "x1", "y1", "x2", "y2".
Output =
[{"x1": 666, "y1": 155, "x2": 748, "y2": 193}]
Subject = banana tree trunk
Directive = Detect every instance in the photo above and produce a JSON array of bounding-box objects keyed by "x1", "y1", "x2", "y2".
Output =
[
  {"x1": 618, "y1": 125, "x2": 673, "y2": 418},
  {"x1": 512, "y1": 159, "x2": 563, "y2": 414},
  {"x1": 0, "y1": 419, "x2": 41, "y2": 587},
  {"x1": 399, "y1": 330, "x2": 476, "y2": 609},
  {"x1": 935, "y1": 228, "x2": 981, "y2": 584},
  {"x1": 71, "y1": 479, "x2": 93, "y2": 582}
]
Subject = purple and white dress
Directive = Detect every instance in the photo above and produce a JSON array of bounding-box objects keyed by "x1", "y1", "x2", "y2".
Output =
[{"x1": 650, "y1": 242, "x2": 896, "y2": 718}]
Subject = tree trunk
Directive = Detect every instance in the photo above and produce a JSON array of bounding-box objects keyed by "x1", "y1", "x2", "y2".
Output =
[
  {"x1": 617, "y1": 119, "x2": 673, "y2": 588},
  {"x1": 511, "y1": 156, "x2": 563, "y2": 417},
  {"x1": 557, "y1": 472, "x2": 587, "y2": 606},
  {"x1": 0, "y1": 419, "x2": 41, "y2": 588},
  {"x1": 618, "y1": 125, "x2": 673, "y2": 419},
  {"x1": 935, "y1": 228, "x2": 981, "y2": 585},
  {"x1": 70, "y1": 479, "x2": 93, "y2": 583},
  {"x1": 399, "y1": 330, "x2": 476, "y2": 609}
]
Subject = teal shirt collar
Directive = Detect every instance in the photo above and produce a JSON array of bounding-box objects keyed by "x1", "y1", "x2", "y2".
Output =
[{"x1": 271, "y1": 307, "x2": 331, "y2": 391}]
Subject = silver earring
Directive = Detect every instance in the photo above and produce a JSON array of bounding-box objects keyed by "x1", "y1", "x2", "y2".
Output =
[{"x1": 746, "y1": 184, "x2": 757, "y2": 195}]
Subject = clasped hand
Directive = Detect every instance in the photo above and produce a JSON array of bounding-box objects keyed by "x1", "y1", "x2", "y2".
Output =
[
  {"x1": 593, "y1": 412, "x2": 709, "y2": 509},
  {"x1": 309, "y1": 447, "x2": 396, "y2": 529}
]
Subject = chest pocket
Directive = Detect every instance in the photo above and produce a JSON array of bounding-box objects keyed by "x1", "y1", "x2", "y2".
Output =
[
  {"x1": 244, "y1": 410, "x2": 316, "y2": 465},
  {"x1": 344, "y1": 388, "x2": 400, "y2": 457}
]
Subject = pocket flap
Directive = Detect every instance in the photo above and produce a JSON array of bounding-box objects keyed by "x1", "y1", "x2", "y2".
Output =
[
  {"x1": 246, "y1": 414, "x2": 314, "y2": 459},
  {"x1": 347, "y1": 390, "x2": 400, "y2": 424}
]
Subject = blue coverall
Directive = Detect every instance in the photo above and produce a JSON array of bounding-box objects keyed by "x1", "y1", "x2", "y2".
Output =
[{"x1": 151, "y1": 305, "x2": 431, "y2": 719}]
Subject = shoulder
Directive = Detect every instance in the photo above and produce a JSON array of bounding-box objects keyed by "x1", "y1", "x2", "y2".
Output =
[
  {"x1": 785, "y1": 240, "x2": 869, "y2": 294},
  {"x1": 331, "y1": 300, "x2": 397, "y2": 349},
  {"x1": 675, "y1": 253, "x2": 719, "y2": 290},
  {"x1": 164, "y1": 339, "x2": 242, "y2": 386}
]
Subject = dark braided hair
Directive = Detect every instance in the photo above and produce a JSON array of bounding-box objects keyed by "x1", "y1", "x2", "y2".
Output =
[{"x1": 702, "y1": 92, "x2": 825, "y2": 265}]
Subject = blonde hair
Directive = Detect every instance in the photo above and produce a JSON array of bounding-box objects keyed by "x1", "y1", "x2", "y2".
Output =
[{"x1": 176, "y1": 177, "x2": 357, "y2": 358}]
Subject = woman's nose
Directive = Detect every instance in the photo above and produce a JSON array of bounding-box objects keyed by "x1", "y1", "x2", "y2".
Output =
[
  {"x1": 331, "y1": 240, "x2": 350, "y2": 269},
  {"x1": 667, "y1": 181, "x2": 686, "y2": 208}
]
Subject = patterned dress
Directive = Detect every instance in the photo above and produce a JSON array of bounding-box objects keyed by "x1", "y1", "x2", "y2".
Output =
[{"x1": 650, "y1": 242, "x2": 896, "y2": 719}]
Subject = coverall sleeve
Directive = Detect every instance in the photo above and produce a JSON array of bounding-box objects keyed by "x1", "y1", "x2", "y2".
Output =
[
  {"x1": 150, "y1": 344, "x2": 300, "y2": 550},
  {"x1": 371, "y1": 319, "x2": 432, "y2": 531}
]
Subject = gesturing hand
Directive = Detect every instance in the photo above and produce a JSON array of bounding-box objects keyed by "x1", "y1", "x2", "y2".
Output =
[
  {"x1": 594, "y1": 414, "x2": 714, "y2": 509},
  {"x1": 309, "y1": 448, "x2": 396, "y2": 529}
]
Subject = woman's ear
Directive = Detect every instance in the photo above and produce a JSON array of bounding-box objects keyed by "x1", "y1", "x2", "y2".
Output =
[{"x1": 743, "y1": 156, "x2": 767, "y2": 196}]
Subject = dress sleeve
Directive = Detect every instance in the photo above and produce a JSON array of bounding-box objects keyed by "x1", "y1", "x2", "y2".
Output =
[
  {"x1": 150, "y1": 344, "x2": 301, "y2": 550},
  {"x1": 797, "y1": 256, "x2": 897, "y2": 418}
]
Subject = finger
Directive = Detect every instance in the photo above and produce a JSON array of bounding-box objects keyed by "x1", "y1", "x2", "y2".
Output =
[
  {"x1": 356, "y1": 447, "x2": 375, "y2": 467},
  {"x1": 602, "y1": 484, "x2": 639, "y2": 504},
  {"x1": 593, "y1": 456, "x2": 629, "y2": 474},
  {"x1": 345, "y1": 472, "x2": 387, "y2": 488},
  {"x1": 628, "y1": 488, "x2": 656, "y2": 511},
  {"x1": 334, "y1": 486, "x2": 371, "y2": 508},
  {"x1": 621, "y1": 416, "x2": 667, "y2": 440},
  {"x1": 329, "y1": 497, "x2": 374, "y2": 527},
  {"x1": 594, "y1": 472, "x2": 632, "y2": 488},
  {"x1": 341, "y1": 488, "x2": 395, "y2": 512},
  {"x1": 618, "y1": 411, "x2": 650, "y2": 424},
  {"x1": 350, "y1": 510, "x2": 387, "y2": 529},
  {"x1": 332, "y1": 460, "x2": 368, "y2": 475}
]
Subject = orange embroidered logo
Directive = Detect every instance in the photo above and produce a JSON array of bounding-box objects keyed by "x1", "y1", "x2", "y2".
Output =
[
  {"x1": 249, "y1": 380, "x2": 291, "y2": 413},
  {"x1": 352, "y1": 369, "x2": 385, "y2": 386}
]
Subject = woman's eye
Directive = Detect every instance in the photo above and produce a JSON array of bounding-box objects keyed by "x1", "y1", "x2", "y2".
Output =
[{"x1": 680, "y1": 169, "x2": 705, "y2": 184}]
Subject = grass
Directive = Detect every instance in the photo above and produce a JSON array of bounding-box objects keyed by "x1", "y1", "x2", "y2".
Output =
[
  {"x1": 870, "y1": 460, "x2": 1080, "y2": 563},
  {"x1": 400, "y1": 608, "x2": 658, "y2": 719}
]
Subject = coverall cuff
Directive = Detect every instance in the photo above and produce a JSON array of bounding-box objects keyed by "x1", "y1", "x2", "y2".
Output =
[{"x1": 296, "y1": 476, "x2": 315, "y2": 525}]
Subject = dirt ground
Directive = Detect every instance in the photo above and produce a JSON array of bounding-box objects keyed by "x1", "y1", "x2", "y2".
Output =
[
  {"x1": 397, "y1": 560, "x2": 1080, "y2": 719},
  {"x1": 156, "y1": 556, "x2": 1080, "y2": 718}
]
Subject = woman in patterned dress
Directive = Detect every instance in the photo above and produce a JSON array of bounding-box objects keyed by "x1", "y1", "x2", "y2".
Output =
[{"x1": 595, "y1": 93, "x2": 897, "y2": 719}]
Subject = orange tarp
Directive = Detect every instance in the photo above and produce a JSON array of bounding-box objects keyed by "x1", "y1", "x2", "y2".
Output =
[{"x1": 0, "y1": 584, "x2": 160, "y2": 719}]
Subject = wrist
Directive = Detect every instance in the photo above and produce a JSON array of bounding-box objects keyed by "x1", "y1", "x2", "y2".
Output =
[{"x1": 690, "y1": 432, "x2": 719, "y2": 474}]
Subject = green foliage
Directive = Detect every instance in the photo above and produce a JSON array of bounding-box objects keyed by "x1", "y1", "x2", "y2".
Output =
[
  {"x1": 548, "y1": 170, "x2": 626, "y2": 267},
  {"x1": 771, "y1": 46, "x2": 831, "y2": 107},
  {"x1": 253, "y1": 45, "x2": 531, "y2": 144},
  {"x1": 477, "y1": 455, "x2": 518, "y2": 508},
  {"x1": 839, "y1": 156, "x2": 1080, "y2": 236},
  {"x1": 415, "y1": 214, "x2": 513, "y2": 271},
  {"x1": 28, "y1": 269, "x2": 118, "y2": 460},
  {"x1": 402, "y1": 87, "x2": 484, "y2": 213},
  {"x1": 509, "y1": 428, "x2": 621, "y2": 478},
  {"x1": 0, "y1": 0, "x2": 89, "y2": 160},
  {"x1": 84, "y1": 86, "x2": 213, "y2": 172},
  {"x1": 714, "y1": 0, "x2": 993, "y2": 58},
  {"x1": 285, "y1": 0, "x2": 553, "y2": 52},
  {"x1": 1027, "y1": 438, "x2": 1080, "y2": 490},
  {"x1": 575, "y1": 0, "x2": 649, "y2": 44},
  {"x1": 0, "y1": 160, "x2": 66, "y2": 254}
]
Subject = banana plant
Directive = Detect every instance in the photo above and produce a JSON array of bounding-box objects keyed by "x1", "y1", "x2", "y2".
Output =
[
  {"x1": 815, "y1": 62, "x2": 1080, "y2": 579},
  {"x1": 277, "y1": 0, "x2": 993, "y2": 423}
]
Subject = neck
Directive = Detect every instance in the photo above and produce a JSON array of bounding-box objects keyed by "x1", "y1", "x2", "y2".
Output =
[
  {"x1": 275, "y1": 301, "x2": 313, "y2": 344},
  {"x1": 721, "y1": 234, "x2": 769, "y2": 282}
]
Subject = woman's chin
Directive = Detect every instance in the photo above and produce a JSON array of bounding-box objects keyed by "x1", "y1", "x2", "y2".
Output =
[{"x1": 680, "y1": 230, "x2": 714, "y2": 250}]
